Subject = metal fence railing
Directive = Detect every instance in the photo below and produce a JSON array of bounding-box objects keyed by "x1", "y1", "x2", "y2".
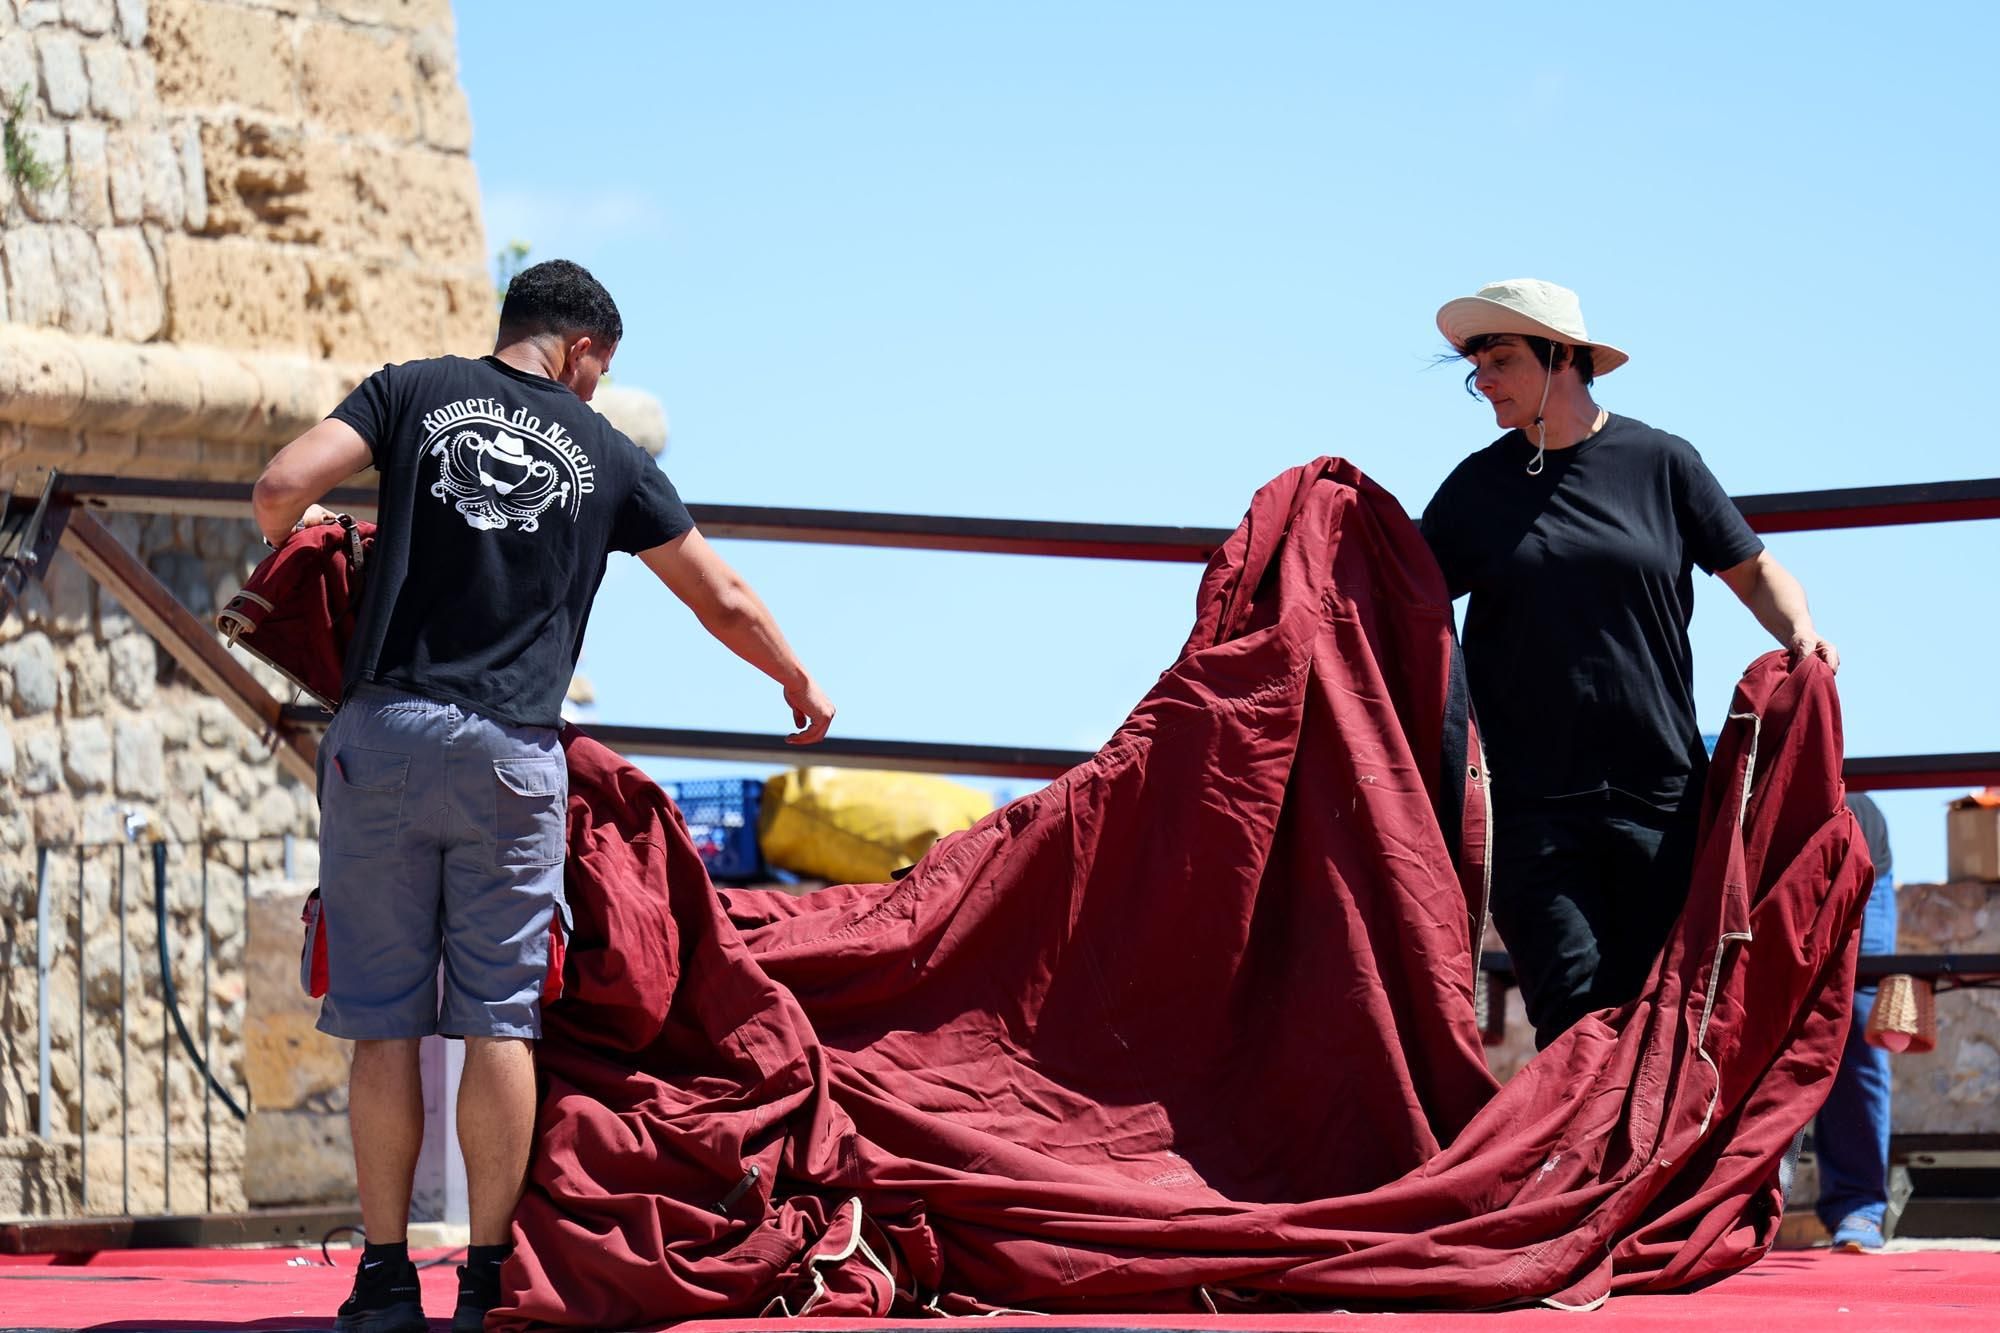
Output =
[{"x1": 25, "y1": 838, "x2": 281, "y2": 1219}]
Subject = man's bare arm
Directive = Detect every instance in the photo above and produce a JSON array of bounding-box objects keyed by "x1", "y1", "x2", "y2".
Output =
[
  {"x1": 251, "y1": 418, "x2": 375, "y2": 547},
  {"x1": 638, "y1": 528, "x2": 834, "y2": 744}
]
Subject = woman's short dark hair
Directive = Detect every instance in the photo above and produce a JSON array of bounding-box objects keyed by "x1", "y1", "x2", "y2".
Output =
[
  {"x1": 1455, "y1": 332, "x2": 1595, "y2": 396},
  {"x1": 498, "y1": 259, "x2": 623, "y2": 347}
]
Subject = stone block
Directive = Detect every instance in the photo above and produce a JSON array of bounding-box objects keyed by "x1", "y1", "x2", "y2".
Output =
[
  {"x1": 107, "y1": 632, "x2": 157, "y2": 707},
  {"x1": 321, "y1": 0, "x2": 453, "y2": 33},
  {"x1": 64, "y1": 641, "x2": 109, "y2": 719},
  {"x1": 79, "y1": 429, "x2": 140, "y2": 474},
  {"x1": 148, "y1": 0, "x2": 295, "y2": 116},
  {"x1": 0, "y1": 1137, "x2": 73, "y2": 1218},
  {"x1": 410, "y1": 26, "x2": 470, "y2": 152},
  {"x1": 62, "y1": 715, "x2": 110, "y2": 788},
  {"x1": 160, "y1": 235, "x2": 309, "y2": 353},
  {"x1": 96, "y1": 226, "x2": 165, "y2": 341},
  {"x1": 105, "y1": 127, "x2": 144, "y2": 222},
  {"x1": 137, "y1": 127, "x2": 183, "y2": 225},
  {"x1": 82, "y1": 38, "x2": 136, "y2": 120},
  {"x1": 245, "y1": 1108, "x2": 354, "y2": 1206},
  {"x1": 115, "y1": 0, "x2": 144, "y2": 47},
  {"x1": 2, "y1": 632, "x2": 60, "y2": 715},
  {"x1": 0, "y1": 721, "x2": 13, "y2": 782},
  {"x1": 300, "y1": 22, "x2": 417, "y2": 141},
  {"x1": 0, "y1": 34, "x2": 36, "y2": 108},
  {"x1": 113, "y1": 714, "x2": 163, "y2": 797},
  {"x1": 129, "y1": 344, "x2": 201, "y2": 434},
  {"x1": 393, "y1": 147, "x2": 483, "y2": 268},
  {"x1": 196, "y1": 117, "x2": 312, "y2": 241},
  {"x1": 14, "y1": 121, "x2": 69, "y2": 221},
  {"x1": 47, "y1": 225, "x2": 108, "y2": 335},
  {"x1": 63, "y1": 0, "x2": 116, "y2": 35},
  {"x1": 35, "y1": 29, "x2": 88, "y2": 116},
  {"x1": 305, "y1": 256, "x2": 457, "y2": 362},
  {"x1": 37, "y1": 546, "x2": 93, "y2": 634},
  {"x1": 0, "y1": 320, "x2": 87, "y2": 421},
  {"x1": 66, "y1": 121, "x2": 110, "y2": 224},
  {"x1": 176, "y1": 119, "x2": 204, "y2": 230},
  {"x1": 19, "y1": 728, "x2": 61, "y2": 792},
  {"x1": 19, "y1": 0, "x2": 62, "y2": 26}
]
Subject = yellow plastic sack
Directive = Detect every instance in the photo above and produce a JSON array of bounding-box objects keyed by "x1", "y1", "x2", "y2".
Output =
[{"x1": 758, "y1": 767, "x2": 994, "y2": 885}]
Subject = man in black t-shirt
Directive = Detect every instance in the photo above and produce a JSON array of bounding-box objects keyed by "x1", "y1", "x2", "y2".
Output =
[
  {"x1": 1423, "y1": 279, "x2": 1837, "y2": 1051},
  {"x1": 252, "y1": 260, "x2": 834, "y2": 1333}
]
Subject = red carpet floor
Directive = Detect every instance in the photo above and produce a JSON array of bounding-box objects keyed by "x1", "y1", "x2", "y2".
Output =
[{"x1": 0, "y1": 1246, "x2": 1993, "y2": 1332}]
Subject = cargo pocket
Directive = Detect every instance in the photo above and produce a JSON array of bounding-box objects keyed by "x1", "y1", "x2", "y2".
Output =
[
  {"x1": 494, "y1": 758, "x2": 565, "y2": 868},
  {"x1": 324, "y1": 747, "x2": 409, "y2": 858},
  {"x1": 300, "y1": 888, "x2": 330, "y2": 998}
]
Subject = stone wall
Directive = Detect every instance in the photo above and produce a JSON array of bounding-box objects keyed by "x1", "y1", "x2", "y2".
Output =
[
  {"x1": 0, "y1": 0, "x2": 489, "y2": 385},
  {"x1": 0, "y1": 511, "x2": 310, "y2": 1215},
  {"x1": 2, "y1": 1, "x2": 670, "y2": 1222}
]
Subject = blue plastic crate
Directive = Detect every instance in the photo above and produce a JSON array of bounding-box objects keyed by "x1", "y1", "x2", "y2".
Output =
[{"x1": 663, "y1": 778, "x2": 765, "y2": 882}]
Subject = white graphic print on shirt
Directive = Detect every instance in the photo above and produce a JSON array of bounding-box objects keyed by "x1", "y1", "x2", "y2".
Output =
[{"x1": 420, "y1": 395, "x2": 597, "y2": 533}]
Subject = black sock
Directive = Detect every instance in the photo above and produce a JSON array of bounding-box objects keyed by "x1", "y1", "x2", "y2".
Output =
[
  {"x1": 361, "y1": 1239, "x2": 411, "y2": 1271},
  {"x1": 466, "y1": 1242, "x2": 512, "y2": 1270}
]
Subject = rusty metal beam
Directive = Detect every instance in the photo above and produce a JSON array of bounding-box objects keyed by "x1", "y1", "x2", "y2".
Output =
[
  {"x1": 1844, "y1": 753, "x2": 2000, "y2": 792},
  {"x1": 62, "y1": 510, "x2": 317, "y2": 785},
  {"x1": 1736, "y1": 477, "x2": 2000, "y2": 534}
]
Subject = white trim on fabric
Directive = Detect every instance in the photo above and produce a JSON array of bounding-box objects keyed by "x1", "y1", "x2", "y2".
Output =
[
  {"x1": 796, "y1": 1197, "x2": 898, "y2": 1318},
  {"x1": 1692, "y1": 711, "x2": 1763, "y2": 1140}
]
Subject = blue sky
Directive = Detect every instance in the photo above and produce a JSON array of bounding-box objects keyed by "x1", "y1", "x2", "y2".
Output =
[{"x1": 456, "y1": 2, "x2": 1997, "y2": 884}]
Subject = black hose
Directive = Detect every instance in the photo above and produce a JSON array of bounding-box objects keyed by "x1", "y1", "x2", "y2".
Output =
[{"x1": 154, "y1": 842, "x2": 248, "y2": 1121}]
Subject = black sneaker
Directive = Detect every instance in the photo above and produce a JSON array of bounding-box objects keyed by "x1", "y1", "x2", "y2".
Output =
[
  {"x1": 334, "y1": 1256, "x2": 427, "y2": 1333},
  {"x1": 451, "y1": 1260, "x2": 502, "y2": 1333}
]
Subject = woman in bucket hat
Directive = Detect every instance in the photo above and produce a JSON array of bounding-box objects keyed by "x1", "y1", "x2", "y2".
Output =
[{"x1": 1421, "y1": 279, "x2": 1837, "y2": 1050}]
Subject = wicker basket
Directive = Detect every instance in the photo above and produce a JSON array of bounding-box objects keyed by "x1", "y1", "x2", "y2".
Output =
[{"x1": 1865, "y1": 973, "x2": 1937, "y2": 1054}]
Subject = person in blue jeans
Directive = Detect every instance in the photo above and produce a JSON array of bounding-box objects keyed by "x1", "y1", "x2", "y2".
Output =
[{"x1": 1817, "y1": 792, "x2": 1898, "y2": 1252}]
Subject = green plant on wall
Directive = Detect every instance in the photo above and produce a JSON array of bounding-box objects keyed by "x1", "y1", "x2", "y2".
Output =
[
  {"x1": 2, "y1": 83, "x2": 65, "y2": 198},
  {"x1": 493, "y1": 239, "x2": 531, "y2": 306}
]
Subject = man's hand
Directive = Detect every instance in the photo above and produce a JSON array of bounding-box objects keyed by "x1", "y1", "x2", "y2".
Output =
[
  {"x1": 1788, "y1": 631, "x2": 1840, "y2": 674},
  {"x1": 785, "y1": 678, "x2": 835, "y2": 745},
  {"x1": 297, "y1": 503, "x2": 340, "y2": 530}
]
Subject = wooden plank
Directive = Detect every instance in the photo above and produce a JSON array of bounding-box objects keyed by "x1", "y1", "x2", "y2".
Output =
[
  {"x1": 0, "y1": 1206, "x2": 360, "y2": 1254},
  {"x1": 60, "y1": 510, "x2": 317, "y2": 786}
]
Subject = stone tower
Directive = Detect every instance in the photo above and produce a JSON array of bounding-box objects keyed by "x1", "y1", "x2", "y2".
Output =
[{"x1": 0, "y1": 0, "x2": 662, "y2": 1219}]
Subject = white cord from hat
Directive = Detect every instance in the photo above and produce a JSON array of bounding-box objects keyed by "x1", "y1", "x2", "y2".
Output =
[{"x1": 1526, "y1": 355, "x2": 1556, "y2": 476}]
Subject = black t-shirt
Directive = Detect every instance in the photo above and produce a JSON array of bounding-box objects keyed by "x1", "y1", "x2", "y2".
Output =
[
  {"x1": 1844, "y1": 792, "x2": 1893, "y2": 880},
  {"x1": 1420, "y1": 414, "x2": 1764, "y2": 812},
  {"x1": 329, "y1": 355, "x2": 695, "y2": 727}
]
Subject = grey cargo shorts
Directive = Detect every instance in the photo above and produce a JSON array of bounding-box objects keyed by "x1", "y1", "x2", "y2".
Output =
[{"x1": 313, "y1": 683, "x2": 569, "y2": 1041}]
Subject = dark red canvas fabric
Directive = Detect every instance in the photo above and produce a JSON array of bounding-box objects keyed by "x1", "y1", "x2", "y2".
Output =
[
  {"x1": 494, "y1": 458, "x2": 1866, "y2": 1329},
  {"x1": 215, "y1": 516, "x2": 374, "y2": 708}
]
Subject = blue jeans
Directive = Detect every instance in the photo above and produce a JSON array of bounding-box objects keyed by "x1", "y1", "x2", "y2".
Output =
[{"x1": 1815, "y1": 870, "x2": 1898, "y2": 1229}]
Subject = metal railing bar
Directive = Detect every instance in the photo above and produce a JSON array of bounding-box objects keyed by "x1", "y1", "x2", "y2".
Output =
[
  {"x1": 276, "y1": 709, "x2": 1996, "y2": 790},
  {"x1": 38, "y1": 473, "x2": 2000, "y2": 559},
  {"x1": 76, "y1": 845, "x2": 86, "y2": 1213},
  {"x1": 35, "y1": 847, "x2": 51, "y2": 1140},
  {"x1": 157, "y1": 844, "x2": 170, "y2": 1215},
  {"x1": 117, "y1": 843, "x2": 128, "y2": 1217},
  {"x1": 200, "y1": 849, "x2": 213, "y2": 1215},
  {"x1": 152, "y1": 844, "x2": 247, "y2": 1123}
]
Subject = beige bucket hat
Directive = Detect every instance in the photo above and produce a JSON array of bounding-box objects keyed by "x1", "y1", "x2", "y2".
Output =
[{"x1": 1435, "y1": 278, "x2": 1629, "y2": 375}]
